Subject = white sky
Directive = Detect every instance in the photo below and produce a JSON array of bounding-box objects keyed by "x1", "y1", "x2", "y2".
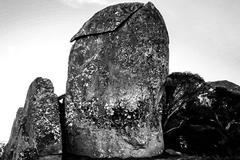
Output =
[{"x1": 0, "y1": 0, "x2": 240, "y2": 142}]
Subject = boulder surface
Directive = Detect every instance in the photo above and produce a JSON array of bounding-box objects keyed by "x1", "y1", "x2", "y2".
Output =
[{"x1": 65, "y1": 2, "x2": 169, "y2": 158}]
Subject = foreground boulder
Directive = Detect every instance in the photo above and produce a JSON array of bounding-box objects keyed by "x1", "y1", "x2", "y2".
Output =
[
  {"x1": 2, "y1": 77, "x2": 62, "y2": 160},
  {"x1": 65, "y1": 2, "x2": 169, "y2": 158}
]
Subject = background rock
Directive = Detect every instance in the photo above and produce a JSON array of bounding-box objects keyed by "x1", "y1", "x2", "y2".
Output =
[
  {"x1": 209, "y1": 80, "x2": 240, "y2": 94},
  {"x1": 2, "y1": 108, "x2": 24, "y2": 160},
  {"x1": 65, "y1": 2, "x2": 169, "y2": 158},
  {"x1": 163, "y1": 72, "x2": 240, "y2": 156},
  {"x1": 2, "y1": 77, "x2": 62, "y2": 160},
  {"x1": 0, "y1": 143, "x2": 5, "y2": 159}
]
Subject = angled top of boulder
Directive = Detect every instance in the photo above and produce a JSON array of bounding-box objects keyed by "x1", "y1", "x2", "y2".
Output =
[
  {"x1": 70, "y1": 2, "x2": 144, "y2": 42},
  {"x1": 26, "y1": 77, "x2": 54, "y2": 97},
  {"x1": 24, "y1": 77, "x2": 54, "y2": 114}
]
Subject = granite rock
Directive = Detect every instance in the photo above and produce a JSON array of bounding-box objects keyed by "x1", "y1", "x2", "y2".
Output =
[
  {"x1": 2, "y1": 77, "x2": 62, "y2": 160},
  {"x1": 1, "y1": 108, "x2": 24, "y2": 160},
  {"x1": 66, "y1": 2, "x2": 169, "y2": 158}
]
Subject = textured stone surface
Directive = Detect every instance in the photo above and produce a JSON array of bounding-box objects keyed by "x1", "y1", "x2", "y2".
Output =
[
  {"x1": 0, "y1": 143, "x2": 5, "y2": 159},
  {"x1": 66, "y1": 2, "x2": 169, "y2": 158},
  {"x1": 2, "y1": 108, "x2": 24, "y2": 160},
  {"x1": 62, "y1": 154, "x2": 220, "y2": 160},
  {"x1": 2, "y1": 77, "x2": 62, "y2": 160},
  {"x1": 39, "y1": 155, "x2": 62, "y2": 160}
]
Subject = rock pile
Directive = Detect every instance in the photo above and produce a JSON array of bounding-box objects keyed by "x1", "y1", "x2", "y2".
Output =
[
  {"x1": 2, "y1": 2, "x2": 169, "y2": 159},
  {"x1": 2, "y1": 2, "x2": 240, "y2": 160}
]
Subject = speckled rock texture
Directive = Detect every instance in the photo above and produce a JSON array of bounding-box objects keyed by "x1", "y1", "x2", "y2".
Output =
[
  {"x1": 65, "y1": 2, "x2": 169, "y2": 158},
  {"x1": 2, "y1": 77, "x2": 62, "y2": 160}
]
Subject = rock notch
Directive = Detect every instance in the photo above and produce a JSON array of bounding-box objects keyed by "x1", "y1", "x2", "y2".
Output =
[{"x1": 65, "y1": 2, "x2": 169, "y2": 158}]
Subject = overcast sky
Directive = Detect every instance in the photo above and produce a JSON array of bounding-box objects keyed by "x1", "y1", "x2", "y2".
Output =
[{"x1": 0, "y1": 0, "x2": 240, "y2": 142}]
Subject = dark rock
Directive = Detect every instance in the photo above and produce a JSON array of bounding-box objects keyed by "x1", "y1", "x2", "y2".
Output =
[
  {"x1": 2, "y1": 77, "x2": 62, "y2": 160},
  {"x1": 65, "y1": 2, "x2": 169, "y2": 158},
  {"x1": 209, "y1": 80, "x2": 240, "y2": 94},
  {"x1": 163, "y1": 72, "x2": 240, "y2": 156},
  {"x1": 162, "y1": 72, "x2": 209, "y2": 153}
]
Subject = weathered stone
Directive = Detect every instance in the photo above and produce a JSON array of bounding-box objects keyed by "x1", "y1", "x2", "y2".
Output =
[
  {"x1": 2, "y1": 77, "x2": 62, "y2": 160},
  {"x1": 1, "y1": 108, "x2": 24, "y2": 160},
  {"x1": 0, "y1": 142, "x2": 5, "y2": 159},
  {"x1": 66, "y1": 2, "x2": 169, "y2": 158}
]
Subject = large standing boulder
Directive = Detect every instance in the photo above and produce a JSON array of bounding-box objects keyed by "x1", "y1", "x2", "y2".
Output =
[
  {"x1": 65, "y1": 2, "x2": 169, "y2": 158},
  {"x1": 2, "y1": 77, "x2": 62, "y2": 160}
]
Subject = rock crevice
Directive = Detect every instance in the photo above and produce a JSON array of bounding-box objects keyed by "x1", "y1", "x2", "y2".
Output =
[{"x1": 70, "y1": 3, "x2": 144, "y2": 42}]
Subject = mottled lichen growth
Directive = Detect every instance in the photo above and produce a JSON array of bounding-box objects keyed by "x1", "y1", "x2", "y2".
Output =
[
  {"x1": 18, "y1": 148, "x2": 38, "y2": 160},
  {"x1": 65, "y1": 2, "x2": 169, "y2": 158},
  {"x1": 2, "y1": 78, "x2": 62, "y2": 160}
]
